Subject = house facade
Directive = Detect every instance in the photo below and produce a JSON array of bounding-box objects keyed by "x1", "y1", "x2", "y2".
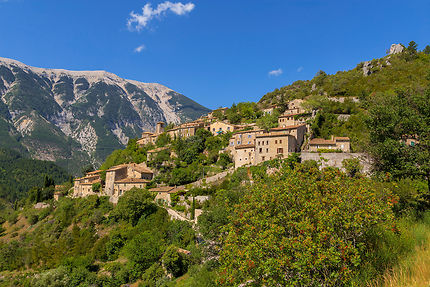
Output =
[
  {"x1": 104, "y1": 163, "x2": 153, "y2": 197},
  {"x1": 308, "y1": 136, "x2": 351, "y2": 152},
  {"x1": 254, "y1": 133, "x2": 297, "y2": 164},
  {"x1": 73, "y1": 170, "x2": 102, "y2": 197}
]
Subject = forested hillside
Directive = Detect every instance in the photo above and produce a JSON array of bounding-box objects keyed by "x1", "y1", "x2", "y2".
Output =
[{"x1": 0, "y1": 148, "x2": 69, "y2": 202}]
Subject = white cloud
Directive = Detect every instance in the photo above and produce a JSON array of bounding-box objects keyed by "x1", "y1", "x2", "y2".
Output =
[
  {"x1": 127, "y1": 1, "x2": 195, "y2": 31},
  {"x1": 134, "y1": 44, "x2": 146, "y2": 53},
  {"x1": 297, "y1": 66, "x2": 304, "y2": 72},
  {"x1": 268, "y1": 68, "x2": 283, "y2": 77}
]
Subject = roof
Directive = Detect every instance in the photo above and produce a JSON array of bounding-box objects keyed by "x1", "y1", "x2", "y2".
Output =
[
  {"x1": 309, "y1": 137, "x2": 350, "y2": 145},
  {"x1": 142, "y1": 132, "x2": 154, "y2": 135},
  {"x1": 233, "y1": 129, "x2": 264, "y2": 135},
  {"x1": 86, "y1": 170, "x2": 102, "y2": 175},
  {"x1": 278, "y1": 112, "x2": 304, "y2": 118},
  {"x1": 270, "y1": 124, "x2": 306, "y2": 131},
  {"x1": 235, "y1": 144, "x2": 255, "y2": 149},
  {"x1": 80, "y1": 179, "x2": 101, "y2": 185},
  {"x1": 334, "y1": 137, "x2": 350, "y2": 141},
  {"x1": 309, "y1": 138, "x2": 336, "y2": 145},
  {"x1": 114, "y1": 178, "x2": 150, "y2": 184},
  {"x1": 131, "y1": 164, "x2": 154, "y2": 174},
  {"x1": 106, "y1": 164, "x2": 128, "y2": 172},
  {"x1": 256, "y1": 132, "x2": 295, "y2": 138}
]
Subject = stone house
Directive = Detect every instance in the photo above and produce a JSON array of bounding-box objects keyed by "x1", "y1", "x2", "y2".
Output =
[
  {"x1": 150, "y1": 186, "x2": 185, "y2": 206},
  {"x1": 254, "y1": 133, "x2": 297, "y2": 164},
  {"x1": 287, "y1": 99, "x2": 306, "y2": 113},
  {"x1": 137, "y1": 132, "x2": 156, "y2": 147},
  {"x1": 137, "y1": 122, "x2": 166, "y2": 147},
  {"x1": 278, "y1": 113, "x2": 305, "y2": 127},
  {"x1": 167, "y1": 122, "x2": 205, "y2": 139},
  {"x1": 270, "y1": 124, "x2": 307, "y2": 151},
  {"x1": 234, "y1": 144, "x2": 256, "y2": 168},
  {"x1": 209, "y1": 121, "x2": 238, "y2": 135},
  {"x1": 308, "y1": 136, "x2": 351, "y2": 152},
  {"x1": 73, "y1": 170, "x2": 102, "y2": 197},
  {"x1": 227, "y1": 129, "x2": 264, "y2": 150},
  {"x1": 105, "y1": 163, "x2": 153, "y2": 197}
]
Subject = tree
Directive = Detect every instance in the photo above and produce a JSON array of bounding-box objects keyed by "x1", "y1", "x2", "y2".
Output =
[
  {"x1": 342, "y1": 158, "x2": 362, "y2": 178},
  {"x1": 162, "y1": 245, "x2": 189, "y2": 277},
  {"x1": 218, "y1": 166, "x2": 395, "y2": 286},
  {"x1": 217, "y1": 152, "x2": 232, "y2": 169},
  {"x1": 423, "y1": 45, "x2": 430, "y2": 55},
  {"x1": 91, "y1": 182, "x2": 101, "y2": 192},
  {"x1": 407, "y1": 41, "x2": 418, "y2": 54},
  {"x1": 124, "y1": 231, "x2": 164, "y2": 275},
  {"x1": 113, "y1": 188, "x2": 157, "y2": 225},
  {"x1": 367, "y1": 89, "x2": 430, "y2": 193}
]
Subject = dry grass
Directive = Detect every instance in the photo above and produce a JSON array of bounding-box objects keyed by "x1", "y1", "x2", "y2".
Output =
[{"x1": 368, "y1": 235, "x2": 430, "y2": 287}]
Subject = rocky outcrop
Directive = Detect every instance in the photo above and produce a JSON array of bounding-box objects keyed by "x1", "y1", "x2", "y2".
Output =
[{"x1": 389, "y1": 43, "x2": 404, "y2": 55}]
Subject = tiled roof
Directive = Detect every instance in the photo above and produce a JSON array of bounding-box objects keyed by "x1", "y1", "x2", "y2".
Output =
[
  {"x1": 278, "y1": 112, "x2": 303, "y2": 118},
  {"x1": 256, "y1": 132, "x2": 295, "y2": 138},
  {"x1": 309, "y1": 138, "x2": 335, "y2": 145},
  {"x1": 334, "y1": 137, "x2": 350, "y2": 141},
  {"x1": 270, "y1": 124, "x2": 306, "y2": 131},
  {"x1": 114, "y1": 178, "x2": 150, "y2": 184},
  {"x1": 235, "y1": 144, "x2": 255, "y2": 149},
  {"x1": 106, "y1": 164, "x2": 128, "y2": 171},
  {"x1": 80, "y1": 179, "x2": 101, "y2": 185},
  {"x1": 131, "y1": 164, "x2": 154, "y2": 174}
]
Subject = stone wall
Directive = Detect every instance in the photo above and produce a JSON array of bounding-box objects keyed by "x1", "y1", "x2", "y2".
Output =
[{"x1": 300, "y1": 152, "x2": 372, "y2": 174}]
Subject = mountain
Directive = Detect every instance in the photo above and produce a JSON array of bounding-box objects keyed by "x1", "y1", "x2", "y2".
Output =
[{"x1": 0, "y1": 57, "x2": 210, "y2": 174}]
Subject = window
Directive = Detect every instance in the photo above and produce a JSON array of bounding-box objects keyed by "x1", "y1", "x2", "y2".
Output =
[
  {"x1": 280, "y1": 140, "x2": 282, "y2": 144},
  {"x1": 237, "y1": 141, "x2": 241, "y2": 145},
  {"x1": 266, "y1": 141, "x2": 269, "y2": 145},
  {"x1": 248, "y1": 141, "x2": 251, "y2": 144},
  {"x1": 411, "y1": 141, "x2": 415, "y2": 146},
  {"x1": 230, "y1": 142, "x2": 234, "y2": 146},
  {"x1": 275, "y1": 140, "x2": 277, "y2": 144},
  {"x1": 259, "y1": 148, "x2": 262, "y2": 153},
  {"x1": 248, "y1": 135, "x2": 251, "y2": 138},
  {"x1": 266, "y1": 148, "x2": 269, "y2": 153},
  {"x1": 262, "y1": 156, "x2": 265, "y2": 161},
  {"x1": 213, "y1": 128, "x2": 215, "y2": 131},
  {"x1": 277, "y1": 148, "x2": 283, "y2": 154}
]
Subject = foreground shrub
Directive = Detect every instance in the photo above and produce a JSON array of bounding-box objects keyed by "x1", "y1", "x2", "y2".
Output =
[{"x1": 219, "y1": 166, "x2": 395, "y2": 286}]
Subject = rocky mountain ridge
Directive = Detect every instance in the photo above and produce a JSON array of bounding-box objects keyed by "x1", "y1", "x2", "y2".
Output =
[{"x1": 0, "y1": 57, "x2": 210, "y2": 173}]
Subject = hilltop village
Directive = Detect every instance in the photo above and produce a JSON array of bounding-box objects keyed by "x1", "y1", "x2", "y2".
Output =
[{"x1": 73, "y1": 99, "x2": 353, "y2": 203}]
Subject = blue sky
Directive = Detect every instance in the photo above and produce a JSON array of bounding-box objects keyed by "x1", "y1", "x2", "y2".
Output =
[{"x1": 0, "y1": 0, "x2": 429, "y2": 109}]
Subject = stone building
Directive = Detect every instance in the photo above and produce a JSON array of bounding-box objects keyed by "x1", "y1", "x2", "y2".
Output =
[
  {"x1": 269, "y1": 124, "x2": 307, "y2": 150},
  {"x1": 227, "y1": 129, "x2": 264, "y2": 150},
  {"x1": 209, "y1": 121, "x2": 238, "y2": 135},
  {"x1": 150, "y1": 186, "x2": 185, "y2": 206},
  {"x1": 254, "y1": 133, "x2": 297, "y2": 164},
  {"x1": 308, "y1": 136, "x2": 350, "y2": 152},
  {"x1": 167, "y1": 121, "x2": 205, "y2": 139},
  {"x1": 73, "y1": 170, "x2": 102, "y2": 197},
  {"x1": 105, "y1": 163, "x2": 153, "y2": 197},
  {"x1": 234, "y1": 144, "x2": 256, "y2": 168}
]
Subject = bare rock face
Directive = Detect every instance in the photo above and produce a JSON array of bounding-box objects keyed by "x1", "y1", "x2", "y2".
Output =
[
  {"x1": 389, "y1": 44, "x2": 404, "y2": 55},
  {"x1": 362, "y1": 61, "x2": 373, "y2": 76},
  {"x1": 0, "y1": 57, "x2": 211, "y2": 173}
]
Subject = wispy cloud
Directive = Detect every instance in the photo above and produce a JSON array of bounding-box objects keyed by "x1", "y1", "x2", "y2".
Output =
[
  {"x1": 297, "y1": 66, "x2": 304, "y2": 72},
  {"x1": 127, "y1": 1, "x2": 195, "y2": 31},
  {"x1": 268, "y1": 68, "x2": 283, "y2": 77},
  {"x1": 134, "y1": 44, "x2": 146, "y2": 53}
]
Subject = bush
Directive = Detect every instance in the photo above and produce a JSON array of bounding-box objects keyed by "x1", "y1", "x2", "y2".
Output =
[
  {"x1": 162, "y1": 245, "x2": 189, "y2": 277},
  {"x1": 112, "y1": 188, "x2": 157, "y2": 226},
  {"x1": 219, "y1": 166, "x2": 395, "y2": 286}
]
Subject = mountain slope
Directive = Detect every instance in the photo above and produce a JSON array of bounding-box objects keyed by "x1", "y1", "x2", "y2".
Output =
[{"x1": 0, "y1": 57, "x2": 210, "y2": 174}]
